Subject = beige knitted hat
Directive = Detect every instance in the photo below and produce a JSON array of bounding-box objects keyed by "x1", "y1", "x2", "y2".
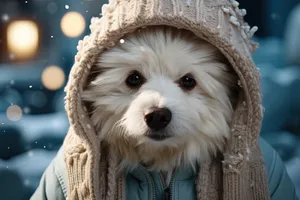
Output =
[{"x1": 63, "y1": 0, "x2": 269, "y2": 199}]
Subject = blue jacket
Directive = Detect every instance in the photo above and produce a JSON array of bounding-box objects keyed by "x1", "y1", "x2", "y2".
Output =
[{"x1": 30, "y1": 138, "x2": 298, "y2": 200}]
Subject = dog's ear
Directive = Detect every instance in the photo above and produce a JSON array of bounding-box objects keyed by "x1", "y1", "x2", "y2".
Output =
[
  {"x1": 83, "y1": 65, "x2": 104, "y2": 119},
  {"x1": 83, "y1": 65, "x2": 104, "y2": 90}
]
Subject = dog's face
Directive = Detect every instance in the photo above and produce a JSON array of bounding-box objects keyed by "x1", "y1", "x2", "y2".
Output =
[{"x1": 82, "y1": 26, "x2": 237, "y2": 171}]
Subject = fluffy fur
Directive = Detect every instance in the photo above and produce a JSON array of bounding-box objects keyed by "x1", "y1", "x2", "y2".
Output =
[{"x1": 82, "y1": 26, "x2": 237, "y2": 173}]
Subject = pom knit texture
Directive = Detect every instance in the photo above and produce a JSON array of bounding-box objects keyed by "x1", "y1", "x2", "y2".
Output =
[{"x1": 63, "y1": 0, "x2": 269, "y2": 199}]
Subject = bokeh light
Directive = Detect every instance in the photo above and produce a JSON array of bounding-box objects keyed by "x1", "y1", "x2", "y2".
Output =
[
  {"x1": 24, "y1": 91, "x2": 48, "y2": 108},
  {"x1": 47, "y1": 2, "x2": 58, "y2": 14},
  {"x1": 41, "y1": 66, "x2": 65, "y2": 90},
  {"x1": 7, "y1": 20, "x2": 39, "y2": 59},
  {"x1": 60, "y1": 11, "x2": 85, "y2": 38},
  {"x1": 6, "y1": 105, "x2": 22, "y2": 121}
]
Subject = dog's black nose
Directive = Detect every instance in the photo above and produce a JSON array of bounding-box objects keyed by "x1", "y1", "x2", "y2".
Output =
[{"x1": 144, "y1": 108, "x2": 172, "y2": 130}]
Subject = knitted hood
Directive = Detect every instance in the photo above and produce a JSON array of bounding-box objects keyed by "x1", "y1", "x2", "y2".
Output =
[{"x1": 63, "y1": 0, "x2": 269, "y2": 199}]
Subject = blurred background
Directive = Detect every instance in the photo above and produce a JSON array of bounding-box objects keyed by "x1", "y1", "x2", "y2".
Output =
[{"x1": 0, "y1": 0, "x2": 300, "y2": 199}]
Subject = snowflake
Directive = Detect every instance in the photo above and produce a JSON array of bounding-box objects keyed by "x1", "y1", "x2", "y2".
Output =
[
  {"x1": 47, "y1": 2, "x2": 58, "y2": 14},
  {"x1": 10, "y1": 80, "x2": 15, "y2": 85},
  {"x1": 87, "y1": 124, "x2": 92, "y2": 129},
  {"x1": 9, "y1": 53, "x2": 15, "y2": 60},
  {"x1": 29, "y1": 85, "x2": 32, "y2": 88},
  {"x1": 24, "y1": 180, "x2": 30, "y2": 186},
  {"x1": 28, "y1": 151, "x2": 34, "y2": 157},
  {"x1": 2, "y1": 14, "x2": 9, "y2": 22},
  {"x1": 271, "y1": 13, "x2": 278, "y2": 20},
  {"x1": 65, "y1": 5, "x2": 69, "y2": 9},
  {"x1": 51, "y1": 36, "x2": 54, "y2": 38},
  {"x1": 23, "y1": 107, "x2": 30, "y2": 114}
]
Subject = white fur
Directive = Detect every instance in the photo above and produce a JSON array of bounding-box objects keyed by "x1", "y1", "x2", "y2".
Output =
[{"x1": 82, "y1": 26, "x2": 236, "y2": 173}]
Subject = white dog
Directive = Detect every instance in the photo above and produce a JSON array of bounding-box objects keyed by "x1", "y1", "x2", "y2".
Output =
[{"x1": 82, "y1": 26, "x2": 237, "y2": 184}]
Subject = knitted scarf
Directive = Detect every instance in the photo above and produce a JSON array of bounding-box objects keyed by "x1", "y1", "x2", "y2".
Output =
[{"x1": 63, "y1": 0, "x2": 270, "y2": 199}]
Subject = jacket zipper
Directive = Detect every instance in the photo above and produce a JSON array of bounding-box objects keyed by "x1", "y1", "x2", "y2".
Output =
[
  {"x1": 141, "y1": 166, "x2": 177, "y2": 200},
  {"x1": 159, "y1": 171, "x2": 177, "y2": 200},
  {"x1": 141, "y1": 167, "x2": 156, "y2": 200}
]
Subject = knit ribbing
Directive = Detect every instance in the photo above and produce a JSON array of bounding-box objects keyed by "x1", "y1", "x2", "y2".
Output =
[{"x1": 63, "y1": 0, "x2": 270, "y2": 199}]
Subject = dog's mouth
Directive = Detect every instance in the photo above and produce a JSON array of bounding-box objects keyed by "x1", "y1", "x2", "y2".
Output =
[{"x1": 146, "y1": 132, "x2": 171, "y2": 141}]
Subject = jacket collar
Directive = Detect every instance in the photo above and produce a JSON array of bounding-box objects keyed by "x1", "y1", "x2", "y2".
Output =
[{"x1": 125, "y1": 163, "x2": 199, "y2": 182}]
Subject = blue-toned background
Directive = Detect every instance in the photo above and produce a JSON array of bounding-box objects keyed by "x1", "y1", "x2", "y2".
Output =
[{"x1": 0, "y1": 0, "x2": 300, "y2": 199}]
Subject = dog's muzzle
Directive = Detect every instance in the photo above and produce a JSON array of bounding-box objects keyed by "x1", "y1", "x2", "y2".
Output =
[{"x1": 144, "y1": 107, "x2": 172, "y2": 140}]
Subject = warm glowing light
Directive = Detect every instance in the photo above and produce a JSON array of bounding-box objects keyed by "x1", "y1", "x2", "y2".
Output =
[
  {"x1": 42, "y1": 66, "x2": 65, "y2": 90},
  {"x1": 6, "y1": 105, "x2": 23, "y2": 121},
  {"x1": 7, "y1": 20, "x2": 39, "y2": 59},
  {"x1": 61, "y1": 12, "x2": 85, "y2": 38}
]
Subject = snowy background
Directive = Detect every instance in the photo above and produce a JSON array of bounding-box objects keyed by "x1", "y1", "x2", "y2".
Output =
[{"x1": 0, "y1": 0, "x2": 300, "y2": 199}]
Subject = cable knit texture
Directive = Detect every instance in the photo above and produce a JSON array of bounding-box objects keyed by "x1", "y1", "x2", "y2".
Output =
[{"x1": 63, "y1": 0, "x2": 270, "y2": 199}]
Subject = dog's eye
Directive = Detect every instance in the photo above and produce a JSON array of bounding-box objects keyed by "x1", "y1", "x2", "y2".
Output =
[
  {"x1": 126, "y1": 71, "x2": 145, "y2": 88},
  {"x1": 179, "y1": 74, "x2": 196, "y2": 90}
]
